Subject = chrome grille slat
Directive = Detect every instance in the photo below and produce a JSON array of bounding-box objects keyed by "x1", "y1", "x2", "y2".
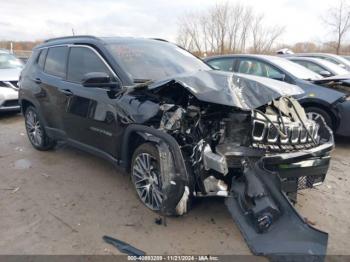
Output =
[{"x1": 251, "y1": 116, "x2": 319, "y2": 152}]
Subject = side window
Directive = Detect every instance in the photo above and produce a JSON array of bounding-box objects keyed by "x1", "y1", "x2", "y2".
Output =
[
  {"x1": 302, "y1": 61, "x2": 325, "y2": 74},
  {"x1": 237, "y1": 59, "x2": 265, "y2": 76},
  {"x1": 44, "y1": 46, "x2": 68, "y2": 78},
  {"x1": 37, "y1": 49, "x2": 48, "y2": 69},
  {"x1": 237, "y1": 59, "x2": 284, "y2": 80},
  {"x1": 207, "y1": 58, "x2": 234, "y2": 72},
  {"x1": 67, "y1": 47, "x2": 112, "y2": 83}
]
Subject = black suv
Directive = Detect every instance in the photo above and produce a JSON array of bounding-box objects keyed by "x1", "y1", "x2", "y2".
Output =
[{"x1": 19, "y1": 36, "x2": 333, "y2": 256}]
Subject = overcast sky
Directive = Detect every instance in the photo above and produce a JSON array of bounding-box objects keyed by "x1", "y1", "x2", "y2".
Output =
[{"x1": 0, "y1": 0, "x2": 342, "y2": 44}]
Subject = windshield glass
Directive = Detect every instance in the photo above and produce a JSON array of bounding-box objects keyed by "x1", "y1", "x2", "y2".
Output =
[
  {"x1": 0, "y1": 53, "x2": 24, "y2": 69},
  {"x1": 271, "y1": 57, "x2": 322, "y2": 80},
  {"x1": 318, "y1": 59, "x2": 349, "y2": 75},
  {"x1": 106, "y1": 40, "x2": 210, "y2": 82}
]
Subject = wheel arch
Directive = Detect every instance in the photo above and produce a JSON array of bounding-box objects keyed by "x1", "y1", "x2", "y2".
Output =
[
  {"x1": 121, "y1": 124, "x2": 191, "y2": 216},
  {"x1": 120, "y1": 124, "x2": 189, "y2": 180},
  {"x1": 20, "y1": 99, "x2": 35, "y2": 115}
]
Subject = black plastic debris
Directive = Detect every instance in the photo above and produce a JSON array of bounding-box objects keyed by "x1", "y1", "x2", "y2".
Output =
[
  {"x1": 155, "y1": 217, "x2": 162, "y2": 225},
  {"x1": 102, "y1": 235, "x2": 146, "y2": 256},
  {"x1": 225, "y1": 161, "x2": 328, "y2": 261}
]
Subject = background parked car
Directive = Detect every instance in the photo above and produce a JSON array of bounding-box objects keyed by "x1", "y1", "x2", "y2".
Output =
[
  {"x1": 204, "y1": 54, "x2": 350, "y2": 136},
  {"x1": 290, "y1": 53, "x2": 350, "y2": 71},
  {"x1": 0, "y1": 49, "x2": 23, "y2": 112},
  {"x1": 286, "y1": 57, "x2": 349, "y2": 77},
  {"x1": 343, "y1": 55, "x2": 350, "y2": 62}
]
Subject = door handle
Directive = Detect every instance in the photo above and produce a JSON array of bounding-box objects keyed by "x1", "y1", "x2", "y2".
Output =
[
  {"x1": 59, "y1": 89, "x2": 74, "y2": 96},
  {"x1": 34, "y1": 78, "x2": 42, "y2": 84}
]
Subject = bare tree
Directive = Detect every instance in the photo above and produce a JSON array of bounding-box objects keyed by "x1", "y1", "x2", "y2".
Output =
[
  {"x1": 324, "y1": 0, "x2": 350, "y2": 54},
  {"x1": 176, "y1": 2, "x2": 285, "y2": 56},
  {"x1": 250, "y1": 14, "x2": 285, "y2": 54}
]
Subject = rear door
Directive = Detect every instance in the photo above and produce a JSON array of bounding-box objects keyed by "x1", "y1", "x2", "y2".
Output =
[
  {"x1": 36, "y1": 46, "x2": 69, "y2": 132},
  {"x1": 235, "y1": 58, "x2": 294, "y2": 83},
  {"x1": 61, "y1": 45, "x2": 119, "y2": 156}
]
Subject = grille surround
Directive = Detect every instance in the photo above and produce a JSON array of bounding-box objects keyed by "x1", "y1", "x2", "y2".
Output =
[{"x1": 251, "y1": 115, "x2": 319, "y2": 152}]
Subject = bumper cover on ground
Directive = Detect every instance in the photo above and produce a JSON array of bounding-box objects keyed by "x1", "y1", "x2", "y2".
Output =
[{"x1": 225, "y1": 141, "x2": 333, "y2": 260}]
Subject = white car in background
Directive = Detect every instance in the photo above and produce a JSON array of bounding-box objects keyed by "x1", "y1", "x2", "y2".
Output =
[{"x1": 0, "y1": 49, "x2": 23, "y2": 112}]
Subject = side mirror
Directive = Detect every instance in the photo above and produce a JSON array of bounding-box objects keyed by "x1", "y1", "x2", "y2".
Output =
[
  {"x1": 319, "y1": 70, "x2": 332, "y2": 77},
  {"x1": 82, "y1": 72, "x2": 120, "y2": 89},
  {"x1": 271, "y1": 73, "x2": 285, "y2": 81}
]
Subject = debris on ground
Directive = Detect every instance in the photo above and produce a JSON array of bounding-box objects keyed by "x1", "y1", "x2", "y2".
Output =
[
  {"x1": 48, "y1": 211, "x2": 78, "y2": 233},
  {"x1": 155, "y1": 217, "x2": 162, "y2": 225},
  {"x1": 14, "y1": 159, "x2": 32, "y2": 169},
  {"x1": 41, "y1": 173, "x2": 50, "y2": 178},
  {"x1": 102, "y1": 235, "x2": 146, "y2": 256},
  {"x1": 11, "y1": 187, "x2": 20, "y2": 194}
]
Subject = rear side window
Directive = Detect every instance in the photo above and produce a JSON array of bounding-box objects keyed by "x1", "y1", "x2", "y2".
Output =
[
  {"x1": 44, "y1": 46, "x2": 68, "y2": 78},
  {"x1": 67, "y1": 47, "x2": 111, "y2": 83},
  {"x1": 207, "y1": 58, "x2": 234, "y2": 72},
  {"x1": 37, "y1": 49, "x2": 48, "y2": 69},
  {"x1": 237, "y1": 59, "x2": 284, "y2": 79}
]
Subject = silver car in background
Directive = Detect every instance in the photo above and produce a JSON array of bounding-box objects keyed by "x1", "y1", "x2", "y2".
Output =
[
  {"x1": 286, "y1": 57, "x2": 349, "y2": 77},
  {"x1": 0, "y1": 49, "x2": 23, "y2": 112},
  {"x1": 292, "y1": 53, "x2": 350, "y2": 71}
]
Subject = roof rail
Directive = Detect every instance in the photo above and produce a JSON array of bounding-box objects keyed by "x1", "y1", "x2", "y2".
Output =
[
  {"x1": 151, "y1": 38, "x2": 169, "y2": 42},
  {"x1": 44, "y1": 35, "x2": 100, "y2": 43}
]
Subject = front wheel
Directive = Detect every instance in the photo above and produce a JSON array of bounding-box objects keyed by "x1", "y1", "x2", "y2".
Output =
[
  {"x1": 24, "y1": 106, "x2": 56, "y2": 151},
  {"x1": 130, "y1": 142, "x2": 190, "y2": 216}
]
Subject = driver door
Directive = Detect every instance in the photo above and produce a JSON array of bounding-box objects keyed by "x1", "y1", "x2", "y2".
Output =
[{"x1": 61, "y1": 45, "x2": 119, "y2": 156}]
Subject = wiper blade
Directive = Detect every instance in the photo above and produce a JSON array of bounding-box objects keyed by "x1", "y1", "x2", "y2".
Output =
[{"x1": 133, "y1": 78, "x2": 153, "y2": 84}]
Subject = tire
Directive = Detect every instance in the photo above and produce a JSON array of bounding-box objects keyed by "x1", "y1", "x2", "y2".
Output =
[
  {"x1": 130, "y1": 142, "x2": 190, "y2": 216},
  {"x1": 305, "y1": 107, "x2": 333, "y2": 130},
  {"x1": 24, "y1": 106, "x2": 56, "y2": 151}
]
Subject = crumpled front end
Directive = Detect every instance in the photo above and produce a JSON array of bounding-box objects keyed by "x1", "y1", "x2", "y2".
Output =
[
  {"x1": 127, "y1": 70, "x2": 334, "y2": 257},
  {"x1": 155, "y1": 91, "x2": 333, "y2": 258}
]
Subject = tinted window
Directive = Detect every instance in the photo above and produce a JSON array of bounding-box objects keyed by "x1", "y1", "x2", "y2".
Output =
[
  {"x1": 293, "y1": 61, "x2": 325, "y2": 75},
  {"x1": 37, "y1": 49, "x2": 47, "y2": 69},
  {"x1": 207, "y1": 58, "x2": 234, "y2": 71},
  {"x1": 237, "y1": 59, "x2": 284, "y2": 79},
  {"x1": 67, "y1": 47, "x2": 111, "y2": 83},
  {"x1": 44, "y1": 47, "x2": 68, "y2": 78}
]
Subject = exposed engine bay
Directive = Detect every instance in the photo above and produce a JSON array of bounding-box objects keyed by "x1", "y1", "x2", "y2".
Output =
[{"x1": 155, "y1": 89, "x2": 328, "y2": 202}]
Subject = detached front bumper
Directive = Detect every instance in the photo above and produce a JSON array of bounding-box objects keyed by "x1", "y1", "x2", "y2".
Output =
[{"x1": 263, "y1": 141, "x2": 333, "y2": 195}]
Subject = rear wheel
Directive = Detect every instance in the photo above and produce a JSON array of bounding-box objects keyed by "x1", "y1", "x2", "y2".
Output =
[
  {"x1": 305, "y1": 107, "x2": 333, "y2": 130},
  {"x1": 24, "y1": 106, "x2": 56, "y2": 150}
]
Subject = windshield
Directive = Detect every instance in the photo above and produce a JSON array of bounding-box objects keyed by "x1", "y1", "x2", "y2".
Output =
[
  {"x1": 106, "y1": 40, "x2": 210, "y2": 82},
  {"x1": 270, "y1": 57, "x2": 322, "y2": 80},
  {"x1": 0, "y1": 53, "x2": 24, "y2": 69},
  {"x1": 271, "y1": 57, "x2": 322, "y2": 80},
  {"x1": 318, "y1": 59, "x2": 349, "y2": 75}
]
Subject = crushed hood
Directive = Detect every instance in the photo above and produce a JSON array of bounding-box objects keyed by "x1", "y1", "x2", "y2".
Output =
[{"x1": 148, "y1": 70, "x2": 304, "y2": 110}]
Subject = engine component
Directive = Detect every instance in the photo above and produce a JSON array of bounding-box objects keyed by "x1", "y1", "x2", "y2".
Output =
[
  {"x1": 202, "y1": 176, "x2": 228, "y2": 196},
  {"x1": 202, "y1": 144, "x2": 228, "y2": 175}
]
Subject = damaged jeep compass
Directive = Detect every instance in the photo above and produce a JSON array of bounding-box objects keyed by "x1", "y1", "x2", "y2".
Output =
[{"x1": 19, "y1": 36, "x2": 334, "y2": 257}]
